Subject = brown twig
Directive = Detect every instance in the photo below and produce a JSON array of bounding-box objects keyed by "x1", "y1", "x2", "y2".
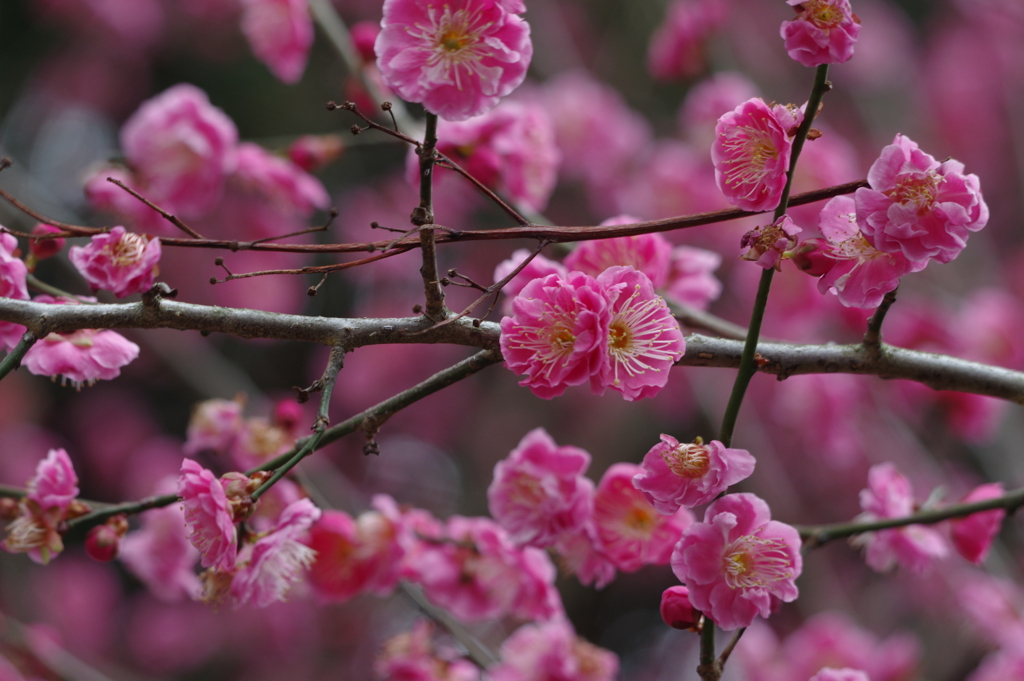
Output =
[{"x1": 106, "y1": 177, "x2": 204, "y2": 239}]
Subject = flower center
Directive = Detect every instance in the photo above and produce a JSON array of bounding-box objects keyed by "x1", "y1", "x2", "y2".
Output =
[
  {"x1": 887, "y1": 173, "x2": 941, "y2": 214},
  {"x1": 409, "y1": 5, "x2": 496, "y2": 90},
  {"x1": 663, "y1": 441, "x2": 710, "y2": 478},
  {"x1": 721, "y1": 125, "x2": 780, "y2": 197},
  {"x1": 607, "y1": 285, "x2": 679, "y2": 386},
  {"x1": 107, "y1": 232, "x2": 148, "y2": 267},
  {"x1": 723, "y1": 534, "x2": 795, "y2": 589},
  {"x1": 804, "y1": 0, "x2": 843, "y2": 28}
]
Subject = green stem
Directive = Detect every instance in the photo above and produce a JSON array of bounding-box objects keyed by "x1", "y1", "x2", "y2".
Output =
[{"x1": 0, "y1": 331, "x2": 37, "y2": 382}]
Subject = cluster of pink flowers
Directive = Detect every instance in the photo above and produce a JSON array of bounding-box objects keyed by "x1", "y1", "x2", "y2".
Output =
[
  {"x1": 182, "y1": 395, "x2": 302, "y2": 469},
  {"x1": 374, "y1": 620, "x2": 480, "y2": 681},
  {"x1": 712, "y1": 98, "x2": 803, "y2": 212},
  {"x1": 375, "y1": 0, "x2": 533, "y2": 121},
  {"x1": 489, "y1": 618, "x2": 619, "y2": 681},
  {"x1": 1, "y1": 449, "x2": 85, "y2": 565},
  {"x1": 781, "y1": 0, "x2": 861, "y2": 68},
  {"x1": 500, "y1": 265, "x2": 686, "y2": 401},
  {"x1": 69, "y1": 226, "x2": 161, "y2": 298}
]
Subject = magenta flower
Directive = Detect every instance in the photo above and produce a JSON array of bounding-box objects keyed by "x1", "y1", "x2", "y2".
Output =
[
  {"x1": 231, "y1": 498, "x2": 321, "y2": 607},
  {"x1": 2, "y1": 448, "x2": 81, "y2": 564},
  {"x1": 592, "y1": 266, "x2": 685, "y2": 401},
  {"x1": 592, "y1": 463, "x2": 693, "y2": 573},
  {"x1": 68, "y1": 226, "x2": 161, "y2": 298},
  {"x1": 21, "y1": 296, "x2": 140, "y2": 388},
  {"x1": 660, "y1": 585, "x2": 701, "y2": 631},
  {"x1": 177, "y1": 459, "x2": 237, "y2": 571},
  {"x1": 0, "y1": 230, "x2": 30, "y2": 350},
  {"x1": 565, "y1": 226, "x2": 674, "y2": 290},
  {"x1": 712, "y1": 98, "x2": 799, "y2": 212},
  {"x1": 240, "y1": 0, "x2": 313, "y2": 84},
  {"x1": 27, "y1": 448, "x2": 80, "y2": 512},
  {"x1": 781, "y1": 0, "x2": 861, "y2": 68},
  {"x1": 634, "y1": 435, "x2": 756, "y2": 513},
  {"x1": 489, "y1": 619, "x2": 619, "y2": 681},
  {"x1": 374, "y1": 620, "x2": 480, "y2": 681},
  {"x1": 500, "y1": 271, "x2": 610, "y2": 399},
  {"x1": 810, "y1": 670, "x2": 871, "y2": 681},
  {"x1": 375, "y1": 0, "x2": 532, "y2": 121},
  {"x1": 813, "y1": 195, "x2": 927, "y2": 308},
  {"x1": 950, "y1": 482, "x2": 1005, "y2": 565},
  {"x1": 487, "y1": 428, "x2": 594, "y2": 548},
  {"x1": 672, "y1": 493, "x2": 802, "y2": 630},
  {"x1": 855, "y1": 462, "x2": 948, "y2": 574},
  {"x1": 856, "y1": 134, "x2": 988, "y2": 264},
  {"x1": 120, "y1": 83, "x2": 238, "y2": 218}
]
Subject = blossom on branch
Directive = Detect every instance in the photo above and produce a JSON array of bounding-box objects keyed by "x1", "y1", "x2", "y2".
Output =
[
  {"x1": 672, "y1": 493, "x2": 802, "y2": 630},
  {"x1": 0, "y1": 230, "x2": 29, "y2": 350},
  {"x1": 375, "y1": 0, "x2": 533, "y2": 121},
  {"x1": 68, "y1": 226, "x2": 161, "y2": 298},
  {"x1": 1, "y1": 449, "x2": 82, "y2": 565},
  {"x1": 177, "y1": 459, "x2": 238, "y2": 572},
  {"x1": 239, "y1": 0, "x2": 313, "y2": 84},
  {"x1": 489, "y1": 619, "x2": 618, "y2": 681},
  {"x1": 949, "y1": 482, "x2": 1005, "y2": 565},
  {"x1": 781, "y1": 0, "x2": 861, "y2": 68},
  {"x1": 633, "y1": 435, "x2": 756, "y2": 513}
]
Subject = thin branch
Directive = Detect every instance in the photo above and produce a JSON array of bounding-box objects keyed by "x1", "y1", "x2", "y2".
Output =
[
  {"x1": 863, "y1": 287, "x2": 898, "y2": 352},
  {"x1": 210, "y1": 245, "x2": 413, "y2": 282},
  {"x1": 797, "y1": 485, "x2": 1024, "y2": 547},
  {"x1": 415, "y1": 113, "x2": 448, "y2": 320},
  {"x1": 106, "y1": 177, "x2": 204, "y2": 239},
  {"x1": 0, "y1": 331, "x2": 37, "y2": 382},
  {"x1": 435, "y1": 151, "x2": 529, "y2": 225},
  {"x1": 400, "y1": 582, "x2": 501, "y2": 668},
  {"x1": 670, "y1": 301, "x2": 750, "y2": 341},
  {"x1": 718, "y1": 628, "x2": 746, "y2": 667}
]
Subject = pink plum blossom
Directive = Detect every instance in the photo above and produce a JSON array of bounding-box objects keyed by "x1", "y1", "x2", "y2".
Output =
[
  {"x1": 809, "y1": 670, "x2": 870, "y2": 681},
  {"x1": 781, "y1": 0, "x2": 861, "y2": 68},
  {"x1": 633, "y1": 435, "x2": 756, "y2": 513},
  {"x1": 949, "y1": 482, "x2": 1005, "y2": 565},
  {"x1": 813, "y1": 195, "x2": 927, "y2": 308},
  {"x1": 856, "y1": 134, "x2": 988, "y2": 264},
  {"x1": 231, "y1": 142, "x2": 329, "y2": 215},
  {"x1": 2, "y1": 448, "x2": 81, "y2": 564},
  {"x1": 489, "y1": 619, "x2": 618, "y2": 681},
  {"x1": 552, "y1": 523, "x2": 618, "y2": 589},
  {"x1": 679, "y1": 72, "x2": 760, "y2": 146},
  {"x1": 240, "y1": 0, "x2": 313, "y2": 84},
  {"x1": 375, "y1": 0, "x2": 533, "y2": 121},
  {"x1": 740, "y1": 215, "x2": 801, "y2": 271},
  {"x1": 231, "y1": 498, "x2": 321, "y2": 607},
  {"x1": 494, "y1": 248, "x2": 568, "y2": 314},
  {"x1": 374, "y1": 620, "x2": 480, "y2": 681},
  {"x1": 487, "y1": 428, "x2": 594, "y2": 548},
  {"x1": 0, "y1": 230, "x2": 29, "y2": 350},
  {"x1": 28, "y1": 448, "x2": 80, "y2": 512},
  {"x1": 68, "y1": 226, "x2": 161, "y2": 298},
  {"x1": 647, "y1": 0, "x2": 728, "y2": 81},
  {"x1": 712, "y1": 98, "x2": 801, "y2": 212},
  {"x1": 183, "y1": 397, "x2": 245, "y2": 456},
  {"x1": 592, "y1": 463, "x2": 693, "y2": 572},
  {"x1": 500, "y1": 271, "x2": 609, "y2": 399},
  {"x1": 660, "y1": 585, "x2": 701, "y2": 631},
  {"x1": 672, "y1": 493, "x2": 802, "y2": 630},
  {"x1": 21, "y1": 296, "x2": 140, "y2": 388},
  {"x1": 592, "y1": 266, "x2": 685, "y2": 401},
  {"x1": 120, "y1": 84, "x2": 238, "y2": 218},
  {"x1": 664, "y1": 246, "x2": 723, "y2": 310},
  {"x1": 82, "y1": 165, "x2": 167, "y2": 233},
  {"x1": 855, "y1": 462, "x2": 948, "y2": 574},
  {"x1": 177, "y1": 458, "x2": 237, "y2": 571},
  {"x1": 565, "y1": 223, "x2": 673, "y2": 290},
  {"x1": 119, "y1": 502, "x2": 202, "y2": 602}
]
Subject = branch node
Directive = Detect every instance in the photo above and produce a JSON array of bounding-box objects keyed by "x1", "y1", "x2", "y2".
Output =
[{"x1": 141, "y1": 282, "x2": 177, "y2": 307}]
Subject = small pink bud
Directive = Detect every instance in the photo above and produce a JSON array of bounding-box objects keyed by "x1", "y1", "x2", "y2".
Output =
[
  {"x1": 791, "y1": 238, "x2": 837, "y2": 277},
  {"x1": 287, "y1": 135, "x2": 345, "y2": 172},
  {"x1": 950, "y1": 483, "x2": 1005, "y2": 565},
  {"x1": 660, "y1": 585, "x2": 701, "y2": 631},
  {"x1": 272, "y1": 399, "x2": 304, "y2": 435},
  {"x1": 349, "y1": 21, "x2": 380, "y2": 63},
  {"x1": 29, "y1": 224, "x2": 66, "y2": 263},
  {"x1": 85, "y1": 515, "x2": 128, "y2": 562}
]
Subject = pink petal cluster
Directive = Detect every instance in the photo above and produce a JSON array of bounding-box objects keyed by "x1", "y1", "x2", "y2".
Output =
[
  {"x1": 672, "y1": 493, "x2": 802, "y2": 630},
  {"x1": 565, "y1": 226, "x2": 673, "y2": 290},
  {"x1": 68, "y1": 226, "x2": 161, "y2": 298},
  {"x1": 120, "y1": 83, "x2": 238, "y2": 218},
  {"x1": 647, "y1": 0, "x2": 728, "y2": 81},
  {"x1": 855, "y1": 462, "x2": 948, "y2": 574},
  {"x1": 634, "y1": 435, "x2": 756, "y2": 513},
  {"x1": 27, "y1": 448, "x2": 80, "y2": 512},
  {"x1": 0, "y1": 230, "x2": 30, "y2": 350},
  {"x1": 119, "y1": 501, "x2": 202, "y2": 602},
  {"x1": 741, "y1": 215, "x2": 802, "y2": 271},
  {"x1": 419, "y1": 102, "x2": 560, "y2": 211},
  {"x1": 183, "y1": 397, "x2": 245, "y2": 456},
  {"x1": 949, "y1": 482, "x2": 1005, "y2": 565},
  {"x1": 855, "y1": 134, "x2": 988, "y2": 264},
  {"x1": 712, "y1": 98, "x2": 802, "y2": 212},
  {"x1": 21, "y1": 296, "x2": 140, "y2": 388},
  {"x1": 781, "y1": 0, "x2": 861, "y2": 68},
  {"x1": 494, "y1": 248, "x2": 568, "y2": 314},
  {"x1": 665, "y1": 246, "x2": 723, "y2": 310},
  {"x1": 177, "y1": 459, "x2": 237, "y2": 571},
  {"x1": 239, "y1": 0, "x2": 313, "y2": 84},
  {"x1": 487, "y1": 428, "x2": 594, "y2": 548},
  {"x1": 232, "y1": 142, "x2": 330, "y2": 215},
  {"x1": 375, "y1": 0, "x2": 533, "y2": 121},
  {"x1": 231, "y1": 498, "x2": 321, "y2": 607},
  {"x1": 374, "y1": 620, "x2": 480, "y2": 681},
  {"x1": 489, "y1": 619, "x2": 618, "y2": 681},
  {"x1": 2, "y1": 449, "x2": 81, "y2": 565}
]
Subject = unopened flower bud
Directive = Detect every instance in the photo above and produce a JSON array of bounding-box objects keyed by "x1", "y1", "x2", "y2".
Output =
[
  {"x1": 660, "y1": 585, "x2": 702, "y2": 631},
  {"x1": 28, "y1": 224, "x2": 66, "y2": 268},
  {"x1": 85, "y1": 515, "x2": 128, "y2": 562},
  {"x1": 0, "y1": 497, "x2": 20, "y2": 521},
  {"x1": 791, "y1": 238, "x2": 837, "y2": 277},
  {"x1": 740, "y1": 215, "x2": 801, "y2": 271},
  {"x1": 349, "y1": 21, "x2": 380, "y2": 63},
  {"x1": 287, "y1": 135, "x2": 345, "y2": 172},
  {"x1": 272, "y1": 399, "x2": 304, "y2": 436}
]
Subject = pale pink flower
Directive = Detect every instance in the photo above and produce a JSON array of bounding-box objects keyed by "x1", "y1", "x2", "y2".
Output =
[
  {"x1": 672, "y1": 493, "x2": 802, "y2": 630},
  {"x1": 120, "y1": 84, "x2": 238, "y2": 218},
  {"x1": 494, "y1": 248, "x2": 568, "y2": 314},
  {"x1": 490, "y1": 619, "x2": 618, "y2": 681},
  {"x1": 552, "y1": 523, "x2": 618, "y2": 589},
  {"x1": 287, "y1": 134, "x2": 345, "y2": 172},
  {"x1": 21, "y1": 296, "x2": 140, "y2": 388},
  {"x1": 740, "y1": 215, "x2": 801, "y2": 271},
  {"x1": 712, "y1": 98, "x2": 799, "y2": 212},
  {"x1": 781, "y1": 0, "x2": 861, "y2": 68},
  {"x1": 228, "y1": 416, "x2": 294, "y2": 470},
  {"x1": 120, "y1": 502, "x2": 202, "y2": 602},
  {"x1": 647, "y1": 0, "x2": 728, "y2": 81},
  {"x1": 664, "y1": 246, "x2": 723, "y2": 310},
  {"x1": 500, "y1": 271, "x2": 609, "y2": 399},
  {"x1": 809, "y1": 669, "x2": 870, "y2": 681},
  {"x1": 0, "y1": 230, "x2": 29, "y2": 350},
  {"x1": 231, "y1": 498, "x2": 321, "y2": 607},
  {"x1": 855, "y1": 462, "x2": 948, "y2": 574},
  {"x1": 177, "y1": 458, "x2": 237, "y2": 571},
  {"x1": 679, "y1": 72, "x2": 760, "y2": 146},
  {"x1": 856, "y1": 134, "x2": 988, "y2": 264},
  {"x1": 592, "y1": 266, "x2": 685, "y2": 401},
  {"x1": 513, "y1": 544, "x2": 564, "y2": 621},
  {"x1": 487, "y1": 428, "x2": 594, "y2": 548},
  {"x1": 68, "y1": 226, "x2": 161, "y2": 298},
  {"x1": 240, "y1": 0, "x2": 313, "y2": 84},
  {"x1": 375, "y1": 0, "x2": 533, "y2": 121},
  {"x1": 950, "y1": 482, "x2": 1005, "y2": 565},
  {"x1": 82, "y1": 165, "x2": 167, "y2": 233},
  {"x1": 27, "y1": 448, "x2": 79, "y2": 512},
  {"x1": 231, "y1": 142, "x2": 329, "y2": 215},
  {"x1": 661, "y1": 585, "x2": 701, "y2": 631},
  {"x1": 375, "y1": 620, "x2": 480, "y2": 681},
  {"x1": 634, "y1": 435, "x2": 756, "y2": 513},
  {"x1": 183, "y1": 397, "x2": 245, "y2": 456},
  {"x1": 592, "y1": 463, "x2": 693, "y2": 572},
  {"x1": 565, "y1": 223, "x2": 674, "y2": 289},
  {"x1": 814, "y1": 195, "x2": 927, "y2": 308}
]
